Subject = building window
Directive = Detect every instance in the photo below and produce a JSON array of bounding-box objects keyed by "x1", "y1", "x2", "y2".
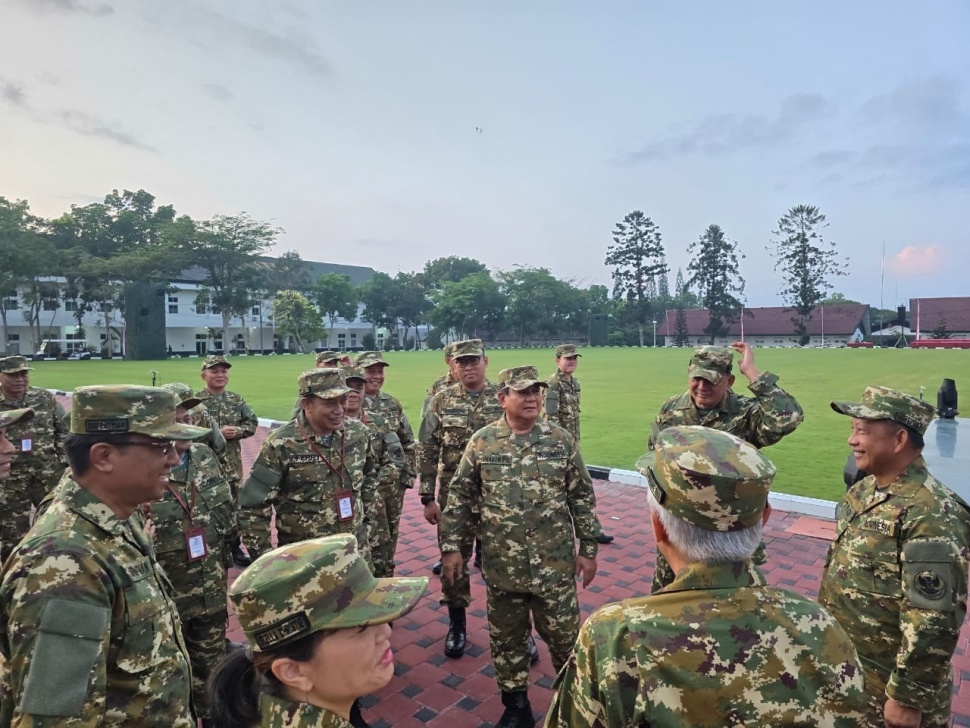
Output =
[
  {"x1": 6, "y1": 334, "x2": 18, "y2": 342},
  {"x1": 43, "y1": 299, "x2": 58, "y2": 311},
  {"x1": 251, "y1": 304, "x2": 260, "y2": 316},
  {"x1": 65, "y1": 300, "x2": 78, "y2": 312},
  {"x1": 2, "y1": 298, "x2": 17, "y2": 310},
  {"x1": 168, "y1": 295, "x2": 178, "y2": 314}
]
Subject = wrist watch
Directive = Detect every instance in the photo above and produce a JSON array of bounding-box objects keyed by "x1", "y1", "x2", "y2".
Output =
[{"x1": 420, "y1": 495, "x2": 436, "y2": 506}]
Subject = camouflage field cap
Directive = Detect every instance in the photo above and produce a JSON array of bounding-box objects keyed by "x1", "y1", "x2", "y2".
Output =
[
  {"x1": 498, "y1": 366, "x2": 548, "y2": 391},
  {"x1": 201, "y1": 355, "x2": 231, "y2": 371},
  {"x1": 356, "y1": 351, "x2": 389, "y2": 368},
  {"x1": 0, "y1": 407, "x2": 34, "y2": 430},
  {"x1": 442, "y1": 342, "x2": 457, "y2": 359},
  {"x1": 70, "y1": 385, "x2": 210, "y2": 440},
  {"x1": 830, "y1": 385, "x2": 935, "y2": 436},
  {"x1": 687, "y1": 346, "x2": 733, "y2": 384},
  {"x1": 162, "y1": 382, "x2": 203, "y2": 411},
  {"x1": 555, "y1": 344, "x2": 581, "y2": 358},
  {"x1": 298, "y1": 368, "x2": 350, "y2": 399},
  {"x1": 315, "y1": 350, "x2": 340, "y2": 366},
  {"x1": 0, "y1": 356, "x2": 33, "y2": 374},
  {"x1": 452, "y1": 339, "x2": 485, "y2": 359},
  {"x1": 339, "y1": 365, "x2": 366, "y2": 383},
  {"x1": 230, "y1": 534, "x2": 428, "y2": 652},
  {"x1": 637, "y1": 425, "x2": 776, "y2": 532}
]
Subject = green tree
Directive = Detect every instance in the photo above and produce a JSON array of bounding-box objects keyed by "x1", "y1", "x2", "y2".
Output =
[
  {"x1": 391, "y1": 271, "x2": 429, "y2": 347},
  {"x1": 768, "y1": 204, "x2": 848, "y2": 345},
  {"x1": 422, "y1": 256, "x2": 488, "y2": 289},
  {"x1": 315, "y1": 273, "x2": 359, "y2": 347},
  {"x1": 821, "y1": 292, "x2": 859, "y2": 305},
  {"x1": 604, "y1": 210, "x2": 668, "y2": 346},
  {"x1": 0, "y1": 198, "x2": 55, "y2": 353},
  {"x1": 428, "y1": 271, "x2": 507, "y2": 341},
  {"x1": 359, "y1": 272, "x2": 397, "y2": 332},
  {"x1": 273, "y1": 290, "x2": 325, "y2": 353},
  {"x1": 499, "y1": 267, "x2": 582, "y2": 345},
  {"x1": 687, "y1": 224, "x2": 746, "y2": 344},
  {"x1": 265, "y1": 250, "x2": 312, "y2": 294},
  {"x1": 674, "y1": 305, "x2": 690, "y2": 347}
]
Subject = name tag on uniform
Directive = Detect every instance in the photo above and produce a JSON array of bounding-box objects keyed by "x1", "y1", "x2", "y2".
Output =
[
  {"x1": 184, "y1": 525, "x2": 208, "y2": 562},
  {"x1": 336, "y1": 489, "x2": 355, "y2": 522},
  {"x1": 21, "y1": 438, "x2": 32, "y2": 453}
]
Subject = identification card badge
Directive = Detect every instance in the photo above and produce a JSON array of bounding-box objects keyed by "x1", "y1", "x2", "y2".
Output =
[
  {"x1": 20, "y1": 434, "x2": 33, "y2": 453},
  {"x1": 184, "y1": 525, "x2": 208, "y2": 562},
  {"x1": 335, "y1": 489, "x2": 355, "y2": 522}
]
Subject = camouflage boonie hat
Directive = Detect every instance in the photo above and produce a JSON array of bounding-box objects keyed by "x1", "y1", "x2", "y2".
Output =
[
  {"x1": 298, "y1": 368, "x2": 350, "y2": 399},
  {"x1": 0, "y1": 356, "x2": 33, "y2": 374},
  {"x1": 555, "y1": 344, "x2": 581, "y2": 358},
  {"x1": 831, "y1": 385, "x2": 935, "y2": 436},
  {"x1": 356, "y1": 351, "x2": 389, "y2": 368},
  {"x1": 201, "y1": 355, "x2": 231, "y2": 370},
  {"x1": 687, "y1": 346, "x2": 733, "y2": 384},
  {"x1": 231, "y1": 534, "x2": 428, "y2": 652},
  {"x1": 452, "y1": 339, "x2": 485, "y2": 359},
  {"x1": 637, "y1": 425, "x2": 776, "y2": 532},
  {"x1": 0, "y1": 407, "x2": 34, "y2": 430},
  {"x1": 162, "y1": 382, "x2": 203, "y2": 411},
  {"x1": 70, "y1": 385, "x2": 210, "y2": 440},
  {"x1": 339, "y1": 365, "x2": 366, "y2": 382},
  {"x1": 315, "y1": 350, "x2": 340, "y2": 366},
  {"x1": 498, "y1": 366, "x2": 548, "y2": 392}
]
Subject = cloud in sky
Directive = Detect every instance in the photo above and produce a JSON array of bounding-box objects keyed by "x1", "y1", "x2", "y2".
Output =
[
  {"x1": 1, "y1": 81, "x2": 28, "y2": 108},
  {"x1": 203, "y1": 83, "x2": 234, "y2": 102},
  {"x1": 20, "y1": 0, "x2": 113, "y2": 17},
  {"x1": 888, "y1": 245, "x2": 948, "y2": 277}
]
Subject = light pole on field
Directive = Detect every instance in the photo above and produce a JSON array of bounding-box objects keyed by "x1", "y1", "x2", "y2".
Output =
[{"x1": 652, "y1": 319, "x2": 657, "y2": 347}]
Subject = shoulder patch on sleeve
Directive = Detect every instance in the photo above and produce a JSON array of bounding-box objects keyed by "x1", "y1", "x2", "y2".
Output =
[{"x1": 902, "y1": 540, "x2": 958, "y2": 611}]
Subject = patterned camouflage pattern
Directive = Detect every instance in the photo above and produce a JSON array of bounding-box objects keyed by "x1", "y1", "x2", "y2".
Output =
[
  {"x1": 298, "y1": 367, "x2": 351, "y2": 399},
  {"x1": 72, "y1": 384, "x2": 210, "y2": 439},
  {"x1": 0, "y1": 407, "x2": 33, "y2": 431},
  {"x1": 0, "y1": 387, "x2": 67, "y2": 561},
  {"x1": 418, "y1": 379, "x2": 503, "y2": 606},
  {"x1": 363, "y1": 389, "x2": 416, "y2": 486},
  {"x1": 819, "y1": 456, "x2": 970, "y2": 726},
  {"x1": 639, "y1": 426, "x2": 776, "y2": 531},
  {"x1": 0, "y1": 355, "x2": 32, "y2": 373},
  {"x1": 545, "y1": 560, "x2": 867, "y2": 727},
  {"x1": 231, "y1": 534, "x2": 427, "y2": 651},
  {"x1": 452, "y1": 338, "x2": 484, "y2": 358},
  {"x1": 554, "y1": 344, "x2": 581, "y2": 358},
  {"x1": 355, "y1": 350, "x2": 388, "y2": 369},
  {"x1": 238, "y1": 412, "x2": 378, "y2": 565},
  {"x1": 315, "y1": 350, "x2": 340, "y2": 365},
  {"x1": 497, "y1": 365, "x2": 547, "y2": 391},
  {"x1": 422, "y1": 368, "x2": 458, "y2": 419},
  {"x1": 164, "y1": 381, "x2": 227, "y2": 460},
  {"x1": 150, "y1": 443, "x2": 235, "y2": 716},
  {"x1": 831, "y1": 384, "x2": 936, "y2": 435},
  {"x1": 543, "y1": 370, "x2": 581, "y2": 441},
  {"x1": 687, "y1": 345, "x2": 733, "y2": 384},
  {"x1": 201, "y1": 354, "x2": 231, "y2": 370},
  {"x1": 0, "y1": 476, "x2": 195, "y2": 726},
  {"x1": 258, "y1": 693, "x2": 352, "y2": 727},
  {"x1": 195, "y1": 387, "x2": 258, "y2": 484},
  {"x1": 440, "y1": 416, "x2": 602, "y2": 689}
]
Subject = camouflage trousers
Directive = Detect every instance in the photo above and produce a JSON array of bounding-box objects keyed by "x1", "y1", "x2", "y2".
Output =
[
  {"x1": 373, "y1": 482, "x2": 408, "y2": 577},
  {"x1": 369, "y1": 487, "x2": 394, "y2": 578},
  {"x1": 862, "y1": 665, "x2": 951, "y2": 728},
  {"x1": 181, "y1": 609, "x2": 228, "y2": 718},
  {"x1": 652, "y1": 540, "x2": 767, "y2": 593},
  {"x1": 0, "y1": 473, "x2": 54, "y2": 562},
  {"x1": 436, "y1": 482, "x2": 472, "y2": 607},
  {"x1": 485, "y1": 575, "x2": 580, "y2": 692}
]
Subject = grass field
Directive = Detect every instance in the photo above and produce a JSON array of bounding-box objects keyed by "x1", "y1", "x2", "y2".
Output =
[{"x1": 30, "y1": 347, "x2": 970, "y2": 502}]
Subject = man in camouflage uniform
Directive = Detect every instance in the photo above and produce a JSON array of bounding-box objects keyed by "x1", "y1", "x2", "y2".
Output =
[
  {"x1": 0, "y1": 385, "x2": 207, "y2": 726},
  {"x1": 546, "y1": 426, "x2": 867, "y2": 728},
  {"x1": 544, "y1": 344, "x2": 614, "y2": 545},
  {"x1": 342, "y1": 365, "x2": 406, "y2": 577},
  {"x1": 820, "y1": 386, "x2": 970, "y2": 728},
  {"x1": 422, "y1": 342, "x2": 458, "y2": 416},
  {"x1": 238, "y1": 369, "x2": 378, "y2": 566},
  {"x1": 418, "y1": 338, "x2": 504, "y2": 658},
  {"x1": 151, "y1": 383, "x2": 236, "y2": 722},
  {"x1": 289, "y1": 351, "x2": 342, "y2": 419},
  {"x1": 647, "y1": 341, "x2": 803, "y2": 591},
  {"x1": 196, "y1": 354, "x2": 258, "y2": 566},
  {"x1": 0, "y1": 355, "x2": 68, "y2": 561},
  {"x1": 441, "y1": 365, "x2": 601, "y2": 728}
]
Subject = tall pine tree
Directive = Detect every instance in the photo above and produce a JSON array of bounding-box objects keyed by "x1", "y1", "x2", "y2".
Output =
[
  {"x1": 604, "y1": 211, "x2": 667, "y2": 346},
  {"x1": 686, "y1": 224, "x2": 746, "y2": 344}
]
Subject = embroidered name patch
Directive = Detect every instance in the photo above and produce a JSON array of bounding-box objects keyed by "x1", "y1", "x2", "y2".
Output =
[
  {"x1": 254, "y1": 612, "x2": 312, "y2": 650},
  {"x1": 84, "y1": 418, "x2": 129, "y2": 433}
]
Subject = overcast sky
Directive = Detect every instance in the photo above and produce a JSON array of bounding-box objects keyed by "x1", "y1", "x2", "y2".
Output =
[{"x1": 2, "y1": 1, "x2": 967, "y2": 309}]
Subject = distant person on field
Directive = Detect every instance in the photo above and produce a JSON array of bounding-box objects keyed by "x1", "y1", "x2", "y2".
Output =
[{"x1": 647, "y1": 342, "x2": 803, "y2": 591}]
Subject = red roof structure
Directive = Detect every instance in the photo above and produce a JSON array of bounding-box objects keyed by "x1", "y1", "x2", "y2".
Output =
[
  {"x1": 658, "y1": 304, "x2": 869, "y2": 340},
  {"x1": 911, "y1": 297, "x2": 970, "y2": 337}
]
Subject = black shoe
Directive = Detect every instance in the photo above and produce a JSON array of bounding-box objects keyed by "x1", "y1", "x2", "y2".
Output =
[
  {"x1": 528, "y1": 634, "x2": 539, "y2": 665},
  {"x1": 595, "y1": 533, "x2": 615, "y2": 544},
  {"x1": 444, "y1": 606, "x2": 467, "y2": 658},
  {"x1": 432, "y1": 560, "x2": 443, "y2": 575},
  {"x1": 473, "y1": 538, "x2": 482, "y2": 568},
  {"x1": 232, "y1": 539, "x2": 252, "y2": 567},
  {"x1": 349, "y1": 698, "x2": 369, "y2": 728},
  {"x1": 496, "y1": 690, "x2": 535, "y2": 728}
]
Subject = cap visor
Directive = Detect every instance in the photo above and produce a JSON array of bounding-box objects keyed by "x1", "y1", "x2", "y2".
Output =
[
  {"x1": 509, "y1": 379, "x2": 548, "y2": 391},
  {"x1": 157, "y1": 423, "x2": 212, "y2": 441},
  {"x1": 312, "y1": 386, "x2": 352, "y2": 399},
  {"x1": 830, "y1": 401, "x2": 884, "y2": 420},
  {"x1": 323, "y1": 576, "x2": 429, "y2": 629},
  {"x1": 688, "y1": 367, "x2": 722, "y2": 384},
  {"x1": 178, "y1": 397, "x2": 203, "y2": 410}
]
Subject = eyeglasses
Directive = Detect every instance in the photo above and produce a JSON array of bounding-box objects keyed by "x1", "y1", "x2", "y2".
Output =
[
  {"x1": 113, "y1": 440, "x2": 177, "y2": 456},
  {"x1": 456, "y1": 356, "x2": 482, "y2": 367}
]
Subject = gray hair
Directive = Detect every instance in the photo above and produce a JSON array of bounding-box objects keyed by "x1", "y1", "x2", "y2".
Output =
[{"x1": 646, "y1": 490, "x2": 762, "y2": 564}]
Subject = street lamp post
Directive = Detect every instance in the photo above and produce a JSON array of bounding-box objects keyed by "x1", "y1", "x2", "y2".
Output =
[{"x1": 652, "y1": 319, "x2": 657, "y2": 347}]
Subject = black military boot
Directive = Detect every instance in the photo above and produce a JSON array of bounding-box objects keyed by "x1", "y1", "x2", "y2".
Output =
[
  {"x1": 231, "y1": 536, "x2": 252, "y2": 567},
  {"x1": 496, "y1": 690, "x2": 535, "y2": 728},
  {"x1": 432, "y1": 560, "x2": 443, "y2": 575},
  {"x1": 444, "y1": 605, "x2": 467, "y2": 658},
  {"x1": 527, "y1": 634, "x2": 539, "y2": 665},
  {"x1": 473, "y1": 538, "x2": 483, "y2": 568},
  {"x1": 349, "y1": 698, "x2": 369, "y2": 728}
]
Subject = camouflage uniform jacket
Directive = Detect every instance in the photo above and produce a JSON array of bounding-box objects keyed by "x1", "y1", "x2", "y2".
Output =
[
  {"x1": 363, "y1": 390, "x2": 416, "y2": 487},
  {"x1": 440, "y1": 418, "x2": 601, "y2": 592},
  {"x1": 648, "y1": 371, "x2": 803, "y2": 450},
  {"x1": 421, "y1": 371, "x2": 457, "y2": 418},
  {"x1": 543, "y1": 371, "x2": 580, "y2": 441},
  {"x1": 0, "y1": 477, "x2": 194, "y2": 727},
  {"x1": 151, "y1": 444, "x2": 235, "y2": 620},
  {"x1": 819, "y1": 457, "x2": 970, "y2": 709},
  {"x1": 238, "y1": 413, "x2": 377, "y2": 562},
  {"x1": 258, "y1": 693, "x2": 351, "y2": 727},
  {"x1": 545, "y1": 560, "x2": 867, "y2": 728},
  {"x1": 0, "y1": 386, "x2": 68, "y2": 493},
  {"x1": 194, "y1": 388, "x2": 258, "y2": 483},
  {"x1": 417, "y1": 380, "x2": 504, "y2": 498},
  {"x1": 356, "y1": 410, "x2": 406, "y2": 490}
]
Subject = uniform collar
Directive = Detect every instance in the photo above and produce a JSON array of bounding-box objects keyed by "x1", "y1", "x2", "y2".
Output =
[
  {"x1": 259, "y1": 694, "x2": 351, "y2": 727},
  {"x1": 58, "y1": 476, "x2": 139, "y2": 540},
  {"x1": 661, "y1": 559, "x2": 766, "y2": 594}
]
